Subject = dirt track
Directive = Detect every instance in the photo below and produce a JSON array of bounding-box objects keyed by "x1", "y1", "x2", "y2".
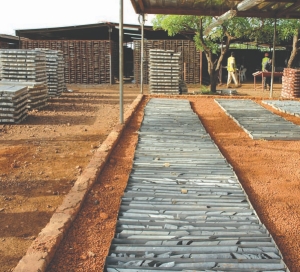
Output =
[
  {"x1": 0, "y1": 84, "x2": 141, "y2": 272},
  {"x1": 1, "y1": 83, "x2": 300, "y2": 272}
]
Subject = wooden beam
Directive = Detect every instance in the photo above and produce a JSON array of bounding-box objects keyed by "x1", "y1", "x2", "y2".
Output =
[
  {"x1": 130, "y1": 0, "x2": 141, "y2": 13},
  {"x1": 144, "y1": 7, "x2": 281, "y2": 19},
  {"x1": 137, "y1": 0, "x2": 145, "y2": 12},
  {"x1": 142, "y1": 7, "x2": 228, "y2": 16},
  {"x1": 131, "y1": 0, "x2": 300, "y2": 19},
  {"x1": 277, "y1": 0, "x2": 300, "y2": 17}
]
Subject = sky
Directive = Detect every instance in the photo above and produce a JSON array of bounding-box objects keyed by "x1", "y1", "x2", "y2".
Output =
[{"x1": 0, "y1": 0, "x2": 155, "y2": 36}]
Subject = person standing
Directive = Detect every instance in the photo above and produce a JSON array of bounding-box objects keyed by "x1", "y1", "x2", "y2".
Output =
[
  {"x1": 262, "y1": 52, "x2": 270, "y2": 70},
  {"x1": 262, "y1": 52, "x2": 270, "y2": 89},
  {"x1": 227, "y1": 52, "x2": 239, "y2": 88},
  {"x1": 263, "y1": 58, "x2": 272, "y2": 90},
  {"x1": 239, "y1": 64, "x2": 247, "y2": 82}
]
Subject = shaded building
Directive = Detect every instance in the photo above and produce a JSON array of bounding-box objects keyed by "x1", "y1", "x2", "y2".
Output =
[{"x1": 16, "y1": 22, "x2": 203, "y2": 85}]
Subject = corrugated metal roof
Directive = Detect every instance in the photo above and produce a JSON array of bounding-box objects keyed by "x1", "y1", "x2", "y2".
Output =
[
  {"x1": 15, "y1": 22, "x2": 144, "y2": 41},
  {"x1": 0, "y1": 34, "x2": 19, "y2": 41},
  {"x1": 15, "y1": 22, "x2": 189, "y2": 41},
  {"x1": 130, "y1": 0, "x2": 300, "y2": 19}
]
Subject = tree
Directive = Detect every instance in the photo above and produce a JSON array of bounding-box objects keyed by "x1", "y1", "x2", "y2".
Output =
[
  {"x1": 245, "y1": 18, "x2": 300, "y2": 68},
  {"x1": 276, "y1": 19, "x2": 300, "y2": 68},
  {"x1": 152, "y1": 15, "x2": 260, "y2": 92}
]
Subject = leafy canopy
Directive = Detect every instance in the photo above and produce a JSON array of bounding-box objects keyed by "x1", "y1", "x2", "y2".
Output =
[{"x1": 152, "y1": 15, "x2": 261, "y2": 54}]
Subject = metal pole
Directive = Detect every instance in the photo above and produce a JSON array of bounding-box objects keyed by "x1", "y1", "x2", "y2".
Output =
[
  {"x1": 140, "y1": 14, "x2": 145, "y2": 94},
  {"x1": 200, "y1": 50, "x2": 203, "y2": 87},
  {"x1": 270, "y1": 18, "x2": 276, "y2": 98},
  {"x1": 184, "y1": 62, "x2": 187, "y2": 82},
  {"x1": 109, "y1": 27, "x2": 112, "y2": 85},
  {"x1": 119, "y1": 0, "x2": 124, "y2": 123}
]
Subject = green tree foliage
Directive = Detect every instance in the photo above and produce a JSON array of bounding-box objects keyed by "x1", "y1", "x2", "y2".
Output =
[
  {"x1": 152, "y1": 15, "x2": 300, "y2": 91},
  {"x1": 250, "y1": 18, "x2": 300, "y2": 67},
  {"x1": 152, "y1": 15, "x2": 258, "y2": 92},
  {"x1": 276, "y1": 19, "x2": 300, "y2": 67}
]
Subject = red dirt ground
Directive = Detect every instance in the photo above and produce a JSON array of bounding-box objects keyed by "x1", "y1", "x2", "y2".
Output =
[{"x1": 1, "y1": 83, "x2": 300, "y2": 272}]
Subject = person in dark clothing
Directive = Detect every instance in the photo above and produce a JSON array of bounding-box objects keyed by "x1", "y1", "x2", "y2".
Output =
[
  {"x1": 262, "y1": 52, "x2": 270, "y2": 89},
  {"x1": 263, "y1": 58, "x2": 272, "y2": 90}
]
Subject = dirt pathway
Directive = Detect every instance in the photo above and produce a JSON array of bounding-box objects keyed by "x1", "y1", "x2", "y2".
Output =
[
  {"x1": 48, "y1": 92, "x2": 300, "y2": 272},
  {"x1": 0, "y1": 84, "x2": 143, "y2": 272},
  {"x1": 1, "y1": 83, "x2": 300, "y2": 272}
]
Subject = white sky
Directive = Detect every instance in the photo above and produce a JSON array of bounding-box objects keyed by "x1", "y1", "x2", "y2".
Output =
[{"x1": 0, "y1": 0, "x2": 155, "y2": 36}]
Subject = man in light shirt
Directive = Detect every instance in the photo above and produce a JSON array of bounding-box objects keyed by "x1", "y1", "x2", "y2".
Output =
[{"x1": 227, "y1": 52, "x2": 239, "y2": 88}]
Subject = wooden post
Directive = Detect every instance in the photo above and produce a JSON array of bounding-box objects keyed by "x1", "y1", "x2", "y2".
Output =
[
  {"x1": 119, "y1": 0, "x2": 124, "y2": 124},
  {"x1": 200, "y1": 50, "x2": 203, "y2": 87},
  {"x1": 184, "y1": 62, "x2": 187, "y2": 82},
  {"x1": 108, "y1": 26, "x2": 113, "y2": 85},
  {"x1": 270, "y1": 18, "x2": 277, "y2": 98}
]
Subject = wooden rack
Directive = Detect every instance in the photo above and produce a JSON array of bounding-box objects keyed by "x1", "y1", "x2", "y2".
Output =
[{"x1": 21, "y1": 40, "x2": 117, "y2": 84}]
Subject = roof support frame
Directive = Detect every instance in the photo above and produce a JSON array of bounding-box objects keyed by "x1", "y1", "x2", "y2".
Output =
[
  {"x1": 119, "y1": 0, "x2": 124, "y2": 124},
  {"x1": 130, "y1": 0, "x2": 300, "y2": 19}
]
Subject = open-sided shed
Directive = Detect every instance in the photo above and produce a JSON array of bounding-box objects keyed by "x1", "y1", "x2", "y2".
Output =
[
  {"x1": 130, "y1": 0, "x2": 300, "y2": 19},
  {"x1": 130, "y1": 0, "x2": 300, "y2": 96},
  {"x1": 0, "y1": 34, "x2": 20, "y2": 49},
  {"x1": 16, "y1": 22, "x2": 192, "y2": 85}
]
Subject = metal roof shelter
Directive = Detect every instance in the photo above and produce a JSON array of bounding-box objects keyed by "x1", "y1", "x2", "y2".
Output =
[
  {"x1": 0, "y1": 34, "x2": 20, "y2": 43},
  {"x1": 129, "y1": 0, "x2": 300, "y2": 100},
  {"x1": 130, "y1": 0, "x2": 300, "y2": 19},
  {"x1": 0, "y1": 34, "x2": 21, "y2": 48},
  {"x1": 15, "y1": 22, "x2": 190, "y2": 42}
]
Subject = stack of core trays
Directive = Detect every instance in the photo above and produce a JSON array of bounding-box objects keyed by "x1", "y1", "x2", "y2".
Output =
[
  {"x1": 0, "y1": 49, "x2": 48, "y2": 109},
  {"x1": 149, "y1": 49, "x2": 183, "y2": 94},
  {"x1": 281, "y1": 68, "x2": 300, "y2": 98},
  {"x1": 0, "y1": 83, "x2": 28, "y2": 123},
  {"x1": 36, "y1": 49, "x2": 66, "y2": 97}
]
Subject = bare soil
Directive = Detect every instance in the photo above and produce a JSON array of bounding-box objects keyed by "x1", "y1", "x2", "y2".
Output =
[{"x1": 1, "y1": 82, "x2": 300, "y2": 272}]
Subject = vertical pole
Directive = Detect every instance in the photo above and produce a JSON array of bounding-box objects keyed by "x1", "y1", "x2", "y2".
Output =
[
  {"x1": 109, "y1": 27, "x2": 113, "y2": 85},
  {"x1": 184, "y1": 62, "x2": 187, "y2": 82},
  {"x1": 119, "y1": 0, "x2": 124, "y2": 123},
  {"x1": 200, "y1": 50, "x2": 203, "y2": 87},
  {"x1": 140, "y1": 14, "x2": 145, "y2": 94},
  {"x1": 270, "y1": 18, "x2": 276, "y2": 98}
]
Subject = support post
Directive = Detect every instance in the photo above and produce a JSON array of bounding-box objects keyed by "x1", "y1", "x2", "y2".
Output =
[
  {"x1": 119, "y1": 0, "x2": 124, "y2": 123},
  {"x1": 200, "y1": 50, "x2": 203, "y2": 87},
  {"x1": 109, "y1": 26, "x2": 113, "y2": 85},
  {"x1": 270, "y1": 18, "x2": 277, "y2": 98},
  {"x1": 139, "y1": 14, "x2": 145, "y2": 94}
]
